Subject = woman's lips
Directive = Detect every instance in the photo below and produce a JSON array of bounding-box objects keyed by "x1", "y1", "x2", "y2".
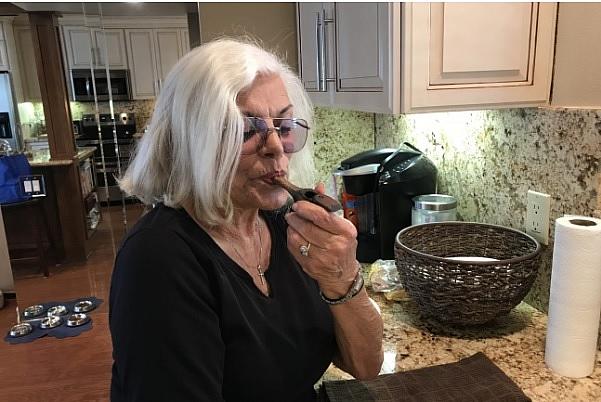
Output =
[{"x1": 260, "y1": 171, "x2": 286, "y2": 184}]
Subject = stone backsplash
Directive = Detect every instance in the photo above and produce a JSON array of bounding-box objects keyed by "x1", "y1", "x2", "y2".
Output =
[
  {"x1": 70, "y1": 100, "x2": 156, "y2": 131},
  {"x1": 311, "y1": 107, "x2": 374, "y2": 184},
  {"x1": 314, "y1": 106, "x2": 601, "y2": 316}
]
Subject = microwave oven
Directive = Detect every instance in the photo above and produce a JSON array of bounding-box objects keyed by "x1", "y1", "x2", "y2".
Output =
[{"x1": 71, "y1": 69, "x2": 132, "y2": 101}]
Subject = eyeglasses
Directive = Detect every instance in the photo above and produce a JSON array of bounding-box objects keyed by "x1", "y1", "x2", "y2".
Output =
[{"x1": 241, "y1": 117, "x2": 309, "y2": 155}]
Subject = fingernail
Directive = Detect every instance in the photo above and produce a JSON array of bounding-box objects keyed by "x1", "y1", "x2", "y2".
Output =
[
  {"x1": 291, "y1": 203, "x2": 298, "y2": 211},
  {"x1": 284, "y1": 213, "x2": 290, "y2": 220}
]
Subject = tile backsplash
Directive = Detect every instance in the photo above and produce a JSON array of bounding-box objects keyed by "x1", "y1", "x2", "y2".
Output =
[
  {"x1": 70, "y1": 100, "x2": 156, "y2": 131},
  {"x1": 313, "y1": 106, "x2": 601, "y2": 315}
]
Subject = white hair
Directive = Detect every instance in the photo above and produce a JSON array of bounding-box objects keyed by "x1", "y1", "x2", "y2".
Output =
[{"x1": 119, "y1": 38, "x2": 315, "y2": 226}]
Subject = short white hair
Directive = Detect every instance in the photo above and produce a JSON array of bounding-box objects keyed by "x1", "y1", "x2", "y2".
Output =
[{"x1": 120, "y1": 38, "x2": 315, "y2": 225}]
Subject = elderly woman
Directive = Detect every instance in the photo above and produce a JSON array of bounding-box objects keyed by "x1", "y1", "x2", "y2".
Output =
[{"x1": 109, "y1": 39, "x2": 383, "y2": 402}]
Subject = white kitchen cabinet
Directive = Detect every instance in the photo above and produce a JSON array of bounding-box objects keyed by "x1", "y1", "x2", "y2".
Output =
[
  {"x1": 296, "y1": 2, "x2": 557, "y2": 114},
  {"x1": 93, "y1": 29, "x2": 128, "y2": 69},
  {"x1": 551, "y1": 3, "x2": 601, "y2": 108},
  {"x1": 402, "y1": 2, "x2": 557, "y2": 113},
  {"x1": 153, "y1": 29, "x2": 183, "y2": 87},
  {"x1": 63, "y1": 26, "x2": 128, "y2": 69},
  {"x1": 297, "y1": 2, "x2": 398, "y2": 113},
  {"x1": 0, "y1": 23, "x2": 10, "y2": 71},
  {"x1": 179, "y1": 28, "x2": 190, "y2": 57},
  {"x1": 125, "y1": 29, "x2": 157, "y2": 99},
  {"x1": 125, "y1": 28, "x2": 187, "y2": 99},
  {"x1": 13, "y1": 26, "x2": 41, "y2": 101}
]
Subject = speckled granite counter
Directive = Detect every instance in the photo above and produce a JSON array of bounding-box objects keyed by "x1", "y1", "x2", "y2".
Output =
[
  {"x1": 322, "y1": 293, "x2": 601, "y2": 401},
  {"x1": 28, "y1": 147, "x2": 96, "y2": 167}
]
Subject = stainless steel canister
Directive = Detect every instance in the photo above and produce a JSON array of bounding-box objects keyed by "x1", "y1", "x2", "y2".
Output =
[{"x1": 411, "y1": 194, "x2": 457, "y2": 225}]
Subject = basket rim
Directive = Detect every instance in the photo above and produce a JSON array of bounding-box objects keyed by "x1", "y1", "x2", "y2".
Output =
[{"x1": 395, "y1": 221, "x2": 541, "y2": 265}]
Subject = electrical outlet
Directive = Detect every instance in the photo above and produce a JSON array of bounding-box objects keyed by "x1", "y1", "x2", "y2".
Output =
[{"x1": 526, "y1": 190, "x2": 551, "y2": 245}]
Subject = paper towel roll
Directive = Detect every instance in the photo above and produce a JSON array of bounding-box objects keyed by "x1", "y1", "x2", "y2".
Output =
[{"x1": 545, "y1": 216, "x2": 601, "y2": 378}]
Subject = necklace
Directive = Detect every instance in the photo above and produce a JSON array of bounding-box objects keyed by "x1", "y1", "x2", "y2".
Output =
[{"x1": 229, "y1": 218, "x2": 265, "y2": 286}]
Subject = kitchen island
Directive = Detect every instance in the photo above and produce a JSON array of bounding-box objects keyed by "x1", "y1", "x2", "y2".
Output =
[{"x1": 322, "y1": 291, "x2": 601, "y2": 401}]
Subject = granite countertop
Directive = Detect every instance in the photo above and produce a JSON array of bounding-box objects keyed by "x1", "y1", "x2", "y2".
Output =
[
  {"x1": 28, "y1": 147, "x2": 96, "y2": 167},
  {"x1": 322, "y1": 291, "x2": 601, "y2": 401}
]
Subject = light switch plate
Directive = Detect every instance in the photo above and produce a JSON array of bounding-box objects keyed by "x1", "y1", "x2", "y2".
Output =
[{"x1": 526, "y1": 190, "x2": 551, "y2": 245}]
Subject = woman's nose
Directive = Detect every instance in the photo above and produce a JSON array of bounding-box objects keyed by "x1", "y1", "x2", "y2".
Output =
[{"x1": 260, "y1": 126, "x2": 284, "y2": 156}]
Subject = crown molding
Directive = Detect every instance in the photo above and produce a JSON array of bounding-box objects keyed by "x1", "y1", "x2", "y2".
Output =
[{"x1": 58, "y1": 15, "x2": 188, "y2": 29}]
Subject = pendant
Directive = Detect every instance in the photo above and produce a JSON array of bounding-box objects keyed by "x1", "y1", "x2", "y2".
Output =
[{"x1": 257, "y1": 265, "x2": 265, "y2": 286}]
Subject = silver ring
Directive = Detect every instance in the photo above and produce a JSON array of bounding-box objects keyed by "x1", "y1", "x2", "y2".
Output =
[{"x1": 299, "y1": 242, "x2": 311, "y2": 257}]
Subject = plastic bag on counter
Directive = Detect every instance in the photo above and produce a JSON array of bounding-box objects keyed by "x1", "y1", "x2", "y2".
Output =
[{"x1": 368, "y1": 260, "x2": 410, "y2": 301}]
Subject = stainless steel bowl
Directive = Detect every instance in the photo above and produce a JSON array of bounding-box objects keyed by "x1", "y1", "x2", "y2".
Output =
[
  {"x1": 73, "y1": 300, "x2": 94, "y2": 313},
  {"x1": 40, "y1": 315, "x2": 62, "y2": 329},
  {"x1": 47, "y1": 305, "x2": 68, "y2": 317},
  {"x1": 9, "y1": 322, "x2": 33, "y2": 337},
  {"x1": 66, "y1": 313, "x2": 90, "y2": 327},
  {"x1": 23, "y1": 304, "x2": 45, "y2": 318}
]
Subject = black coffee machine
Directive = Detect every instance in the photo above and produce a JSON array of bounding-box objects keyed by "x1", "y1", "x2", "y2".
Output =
[{"x1": 335, "y1": 143, "x2": 437, "y2": 262}]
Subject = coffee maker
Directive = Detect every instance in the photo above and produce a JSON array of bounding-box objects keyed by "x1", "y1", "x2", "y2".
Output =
[{"x1": 334, "y1": 143, "x2": 437, "y2": 262}]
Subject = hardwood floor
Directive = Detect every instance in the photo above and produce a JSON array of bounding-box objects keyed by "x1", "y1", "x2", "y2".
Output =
[{"x1": 0, "y1": 203, "x2": 145, "y2": 402}]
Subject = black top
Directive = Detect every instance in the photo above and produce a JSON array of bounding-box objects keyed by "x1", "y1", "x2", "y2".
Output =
[{"x1": 109, "y1": 204, "x2": 336, "y2": 402}]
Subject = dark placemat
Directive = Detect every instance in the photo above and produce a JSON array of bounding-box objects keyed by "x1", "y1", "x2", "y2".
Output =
[
  {"x1": 319, "y1": 352, "x2": 530, "y2": 402},
  {"x1": 4, "y1": 296, "x2": 102, "y2": 345}
]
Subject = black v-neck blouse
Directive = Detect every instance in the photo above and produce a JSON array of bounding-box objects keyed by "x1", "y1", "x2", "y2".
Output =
[{"x1": 109, "y1": 204, "x2": 336, "y2": 402}]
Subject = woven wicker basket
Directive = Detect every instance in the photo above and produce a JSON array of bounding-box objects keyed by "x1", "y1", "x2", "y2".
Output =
[{"x1": 394, "y1": 222, "x2": 541, "y2": 325}]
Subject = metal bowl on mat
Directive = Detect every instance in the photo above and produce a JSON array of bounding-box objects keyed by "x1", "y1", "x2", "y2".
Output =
[{"x1": 394, "y1": 222, "x2": 541, "y2": 325}]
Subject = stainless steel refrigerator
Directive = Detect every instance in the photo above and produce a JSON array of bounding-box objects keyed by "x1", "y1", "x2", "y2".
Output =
[{"x1": 0, "y1": 72, "x2": 21, "y2": 152}]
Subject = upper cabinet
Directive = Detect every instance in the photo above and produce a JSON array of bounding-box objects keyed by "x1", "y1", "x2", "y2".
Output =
[
  {"x1": 297, "y1": 2, "x2": 558, "y2": 114},
  {"x1": 62, "y1": 26, "x2": 128, "y2": 69},
  {"x1": 125, "y1": 30, "x2": 156, "y2": 99},
  {"x1": 58, "y1": 16, "x2": 189, "y2": 100},
  {"x1": 13, "y1": 25, "x2": 41, "y2": 101},
  {"x1": 551, "y1": 3, "x2": 601, "y2": 108},
  {"x1": 297, "y1": 3, "x2": 398, "y2": 113},
  {"x1": 403, "y1": 2, "x2": 557, "y2": 113},
  {"x1": 0, "y1": 22, "x2": 10, "y2": 71},
  {"x1": 125, "y1": 28, "x2": 189, "y2": 99}
]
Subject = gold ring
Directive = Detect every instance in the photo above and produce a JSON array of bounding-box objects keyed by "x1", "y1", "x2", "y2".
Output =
[{"x1": 299, "y1": 242, "x2": 311, "y2": 257}]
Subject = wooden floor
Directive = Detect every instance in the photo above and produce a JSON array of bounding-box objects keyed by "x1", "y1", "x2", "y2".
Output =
[{"x1": 0, "y1": 203, "x2": 145, "y2": 402}]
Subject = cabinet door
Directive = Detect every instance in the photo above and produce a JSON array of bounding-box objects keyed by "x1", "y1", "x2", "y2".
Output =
[
  {"x1": 297, "y1": 2, "x2": 334, "y2": 107},
  {"x1": 402, "y1": 2, "x2": 557, "y2": 112},
  {"x1": 297, "y1": 3, "x2": 326, "y2": 92},
  {"x1": 335, "y1": 3, "x2": 384, "y2": 91},
  {"x1": 179, "y1": 28, "x2": 190, "y2": 55},
  {"x1": 153, "y1": 29, "x2": 182, "y2": 91},
  {"x1": 125, "y1": 29, "x2": 158, "y2": 99},
  {"x1": 332, "y1": 2, "x2": 398, "y2": 113},
  {"x1": 551, "y1": 3, "x2": 601, "y2": 107},
  {"x1": 63, "y1": 26, "x2": 94, "y2": 69},
  {"x1": 0, "y1": 24, "x2": 9, "y2": 71},
  {"x1": 14, "y1": 27, "x2": 41, "y2": 101},
  {"x1": 94, "y1": 29, "x2": 128, "y2": 69}
]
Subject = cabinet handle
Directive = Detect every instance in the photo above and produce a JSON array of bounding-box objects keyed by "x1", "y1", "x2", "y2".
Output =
[
  {"x1": 315, "y1": 12, "x2": 322, "y2": 91},
  {"x1": 318, "y1": 10, "x2": 326, "y2": 91},
  {"x1": 321, "y1": 9, "x2": 335, "y2": 90}
]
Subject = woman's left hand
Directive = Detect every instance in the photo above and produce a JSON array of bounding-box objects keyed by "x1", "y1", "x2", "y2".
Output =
[{"x1": 285, "y1": 183, "x2": 359, "y2": 299}]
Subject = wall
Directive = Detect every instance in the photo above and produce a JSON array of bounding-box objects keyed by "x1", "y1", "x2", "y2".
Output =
[
  {"x1": 315, "y1": 106, "x2": 601, "y2": 314},
  {"x1": 198, "y1": 2, "x2": 298, "y2": 71}
]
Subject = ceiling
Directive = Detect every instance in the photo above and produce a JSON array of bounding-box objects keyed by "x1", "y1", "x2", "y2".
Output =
[{"x1": 11, "y1": 2, "x2": 192, "y2": 16}]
